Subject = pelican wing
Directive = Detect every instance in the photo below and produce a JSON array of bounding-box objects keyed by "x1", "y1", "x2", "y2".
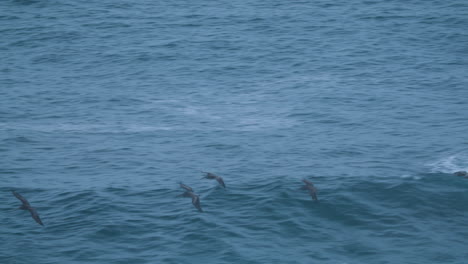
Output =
[
  {"x1": 302, "y1": 179, "x2": 313, "y2": 186},
  {"x1": 216, "y1": 176, "x2": 226, "y2": 188},
  {"x1": 29, "y1": 208, "x2": 44, "y2": 226},
  {"x1": 308, "y1": 188, "x2": 318, "y2": 201},
  {"x1": 311, "y1": 192, "x2": 318, "y2": 201},
  {"x1": 201, "y1": 171, "x2": 217, "y2": 179},
  {"x1": 12, "y1": 191, "x2": 30, "y2": 206},
  {"x1": 180, "y1": 183, "x2": 193, "y2": 192},
  {"x1": 191, "y1": 195, "x2": 203, "y2": 212}
]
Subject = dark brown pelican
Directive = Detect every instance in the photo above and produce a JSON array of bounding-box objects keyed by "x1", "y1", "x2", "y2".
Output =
[
  {"x1": 179, "y1": 183, "x2": 203, "y2": 212},
  {"x1": 12, "y1": 191, "x2": 44, "y2": 226},
  {"x1": 454, "y1": 171, "x2": 468, "y2": 177},
  {"x1": 180, "y1": 191, "x2": 203, "y2": 212},
  {"x1": 201, "y1": 171, "x2": 226, "y2": 188},
  {"x1": 300, "y1": 179, "x2": 318, "y2": 201}
]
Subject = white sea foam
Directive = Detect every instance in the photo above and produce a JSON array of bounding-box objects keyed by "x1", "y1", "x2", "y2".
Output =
[
  {"x1": 400, "y1": 174, "x2": 422, "y2": 180},
  {"x1": 428, "y1": 152, "x2": 468, "y2": 173}
]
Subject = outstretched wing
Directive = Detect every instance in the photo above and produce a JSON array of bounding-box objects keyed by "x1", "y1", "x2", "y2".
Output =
[
  {"x1": 311, "y1": 193, "x2": 318, "y2": 201},
  {"x1": 192, "y1": 195, "x2": 203, "y2": 212},
  {"x1": 309, "y1": 189, "x2": 318, "y2": 201},
  {"x1": 180, "y1": 183, "x2": 193, "y2": 192},
  {"x1": 29, "y1": 208, "x2": 44, "y2": 226},
  {"x1": 216, "y1": 176, "x2": 226, "y2": 188},
  {"x1": 12, "y1": 191, "x2": 30, "y2": 206},
  {"x1": 302, "y1": 179, "x2": 313, "y2": 186},
  {"x1": 201, "y1": 171, "x2": 217, "y2": 179}
]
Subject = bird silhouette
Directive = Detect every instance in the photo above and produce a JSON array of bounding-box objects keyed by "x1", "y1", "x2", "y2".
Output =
[
  {"x1": 201, "y1": 171, "x2": 226, "y2": 188},
  {"x1": 12, "y1": 191, "x2": 44, "y2": 226},
  {"x1": 180, "y1": 191, "x2": 203, "y2": 212},
  {"x1": 300, "y1": 179, "x2": 318, "y2": 201},
  {"x1": 179, "y1": 184, "x2": 203, "y2": 212}
]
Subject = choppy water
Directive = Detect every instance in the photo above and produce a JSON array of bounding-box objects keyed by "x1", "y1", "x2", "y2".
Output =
[{"x1": 1, "y1": 0, "x2": 468, "y2": 263}]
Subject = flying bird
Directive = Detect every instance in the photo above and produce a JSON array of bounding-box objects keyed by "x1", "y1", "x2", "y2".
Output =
[
  {"x1": 178, "y1": 183, "x2": 203, "y2": 212},
  {"x1": 180, "y1": 191, "x2": 203, "y2": 212},
  {"x1": 201, "y1": 171, "x2": 226, "y2": 188},
  {"x1": 12, "y1": 191, "x2": 44, "y2": 226},
  {"x1": 300, "y1": 179, "x2": 318, "y2": 201}
]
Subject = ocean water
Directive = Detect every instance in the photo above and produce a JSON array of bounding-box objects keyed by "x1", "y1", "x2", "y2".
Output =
[{"x1": 1, "y1": 0, "x2": 467, "y2": 263}]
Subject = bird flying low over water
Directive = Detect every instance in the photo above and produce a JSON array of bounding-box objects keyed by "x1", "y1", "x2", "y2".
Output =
[
  {"x1": 201, "y1": 171, "x2": 226, "y2": 188},
  {"x1": 300, "y1": 179, "x2": 318, "y2": 201},
  {"x1": 12, "y1": 191, "x2": 44, "y2": 226},
  {"x1": 181, "y1": 191, "x2": 203, "y2": 212},
  {"x1": 179, "y1": 184, "x2": 203, "y2": 212}
]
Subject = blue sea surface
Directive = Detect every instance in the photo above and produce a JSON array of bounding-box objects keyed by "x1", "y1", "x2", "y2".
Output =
[{"x1": 1, "y1": 0, "x2": 467, "y2": 263}]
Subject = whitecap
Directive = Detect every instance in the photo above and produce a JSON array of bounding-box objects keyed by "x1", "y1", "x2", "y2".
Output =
[
  {"x1": 400, "y1": 174, "x2": 422, "y2": 180},
  {"x1": 428, "y1": 152, "x2": 468, "y2": 173}
]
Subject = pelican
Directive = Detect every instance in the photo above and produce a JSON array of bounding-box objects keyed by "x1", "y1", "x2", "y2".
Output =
[
  {"x1": 180, "y1": 191, "x2": 203, "y2": 212},
  {"x1": 300, "y1": 179, "x2": 318, "y2": 201},
  {"x1": 12, "y1": 191, "x2": 44, "y2": 226},
  {"x1": 178, "y1": 184, "x2": 203, "y2": 212},
  {"x1": 201, "y1": 171, "x2": 226, "y2": 188}
]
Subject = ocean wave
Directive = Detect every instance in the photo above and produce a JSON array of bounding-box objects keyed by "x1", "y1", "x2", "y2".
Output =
[{"x1": 428, "y1": 152, "x2": 468, "y2": 173}]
